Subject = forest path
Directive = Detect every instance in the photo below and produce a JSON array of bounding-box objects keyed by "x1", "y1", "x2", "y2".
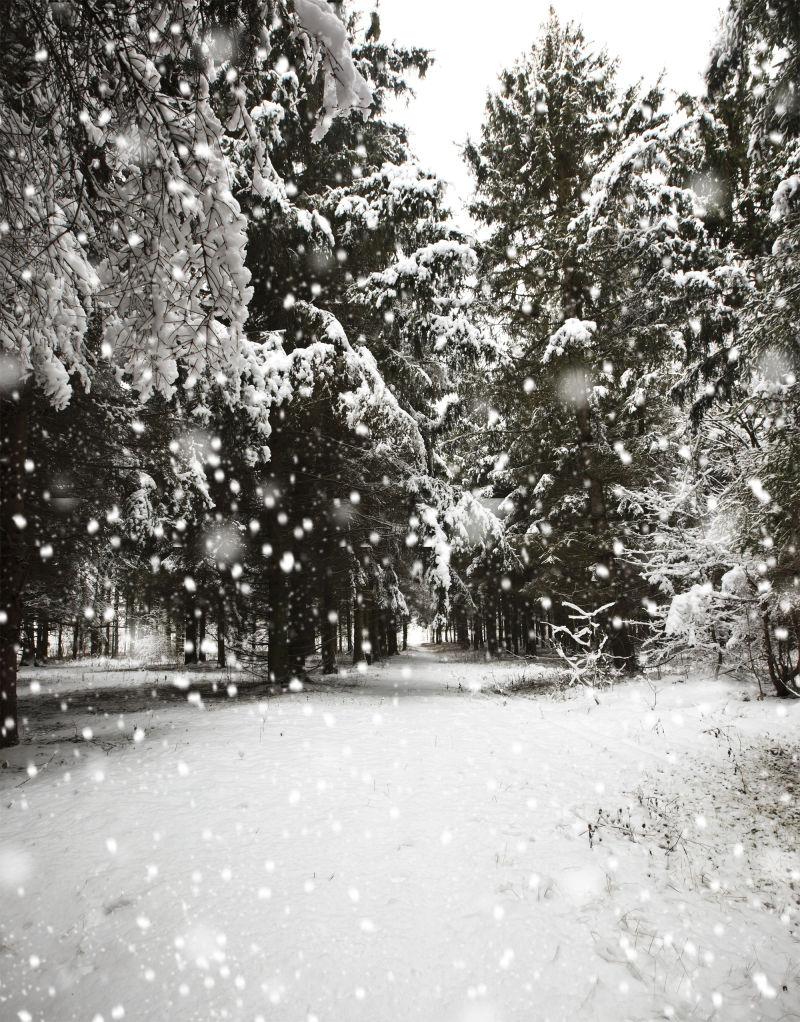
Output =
[
  {"x1": 326, "y1": 641, "x2": 544, "y2": 695},
  {"x1": 1, "y1": 650, "x2": 798, "y2": 1021}
]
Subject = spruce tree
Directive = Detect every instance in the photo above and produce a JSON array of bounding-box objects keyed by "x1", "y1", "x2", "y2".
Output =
[{"x1": 466, "y1": 12, "x2": 682, "y2": 670}]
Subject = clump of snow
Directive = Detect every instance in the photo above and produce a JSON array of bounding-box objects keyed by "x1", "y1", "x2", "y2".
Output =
[
  {"x1": 293, "y1": 0, "x2": 373, "y2": 141},
  {"x1": 542, "y1": 318, "x2": 597, "y2": 362},
  {"x1": 770, "y1": 174, "x2": 800, "y2": 222},
  {"x1": 665, "y1": 583, "x2": 713, "y2": 643}
]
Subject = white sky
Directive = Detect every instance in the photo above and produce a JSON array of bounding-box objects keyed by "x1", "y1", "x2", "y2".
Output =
[{"x1": 376, "y1": 0, "x2": 726, "y2": 210}]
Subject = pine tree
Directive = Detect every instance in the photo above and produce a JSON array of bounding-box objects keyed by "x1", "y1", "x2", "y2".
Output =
[
  {"x1": 622, "y1": 0, "x2": 800, "y2": 694},
  {"x1": 465, "y1": 12, "x2": 694, "y2": 671}
]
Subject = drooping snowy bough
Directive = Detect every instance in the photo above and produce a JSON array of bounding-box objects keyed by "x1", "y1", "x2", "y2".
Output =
[{"x1": 0, "y1": 0, "x2": 372, "y2": 745}]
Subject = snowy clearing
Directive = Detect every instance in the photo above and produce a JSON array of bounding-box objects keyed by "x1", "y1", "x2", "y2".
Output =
[{"x1": 1, "y1": 647, "x2": 798, "y2": 1022}]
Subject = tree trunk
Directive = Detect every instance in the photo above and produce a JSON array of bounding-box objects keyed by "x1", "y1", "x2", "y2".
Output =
[
  {"x1": 606, "y1": 618, "x2": 637, "y2": 674},
  {"x1": 763, "y1": 611, "x2": 799, "y2": 698},
  {"x1": 287, "y1": 575, "x2": 313, "y2": 679},
  {"x1": 267, "y1": 563, "x2": 289, "y2": 685},
  {"x1": 402, "y1": 618, "x2": 408, "y2": 651},
  {"x1": 112, "y1": 590, "x2": 120, "y2": 657},
  {"x1": 20, "y1": 619, "x2": 35, "y2": 666},
  {"x1": 124, "y1": 595, "x2": 133, "y2": 656},
  {"x1": 367, "y1": 600, "x2": 379, "y2": 664},
  {"x1": 184, "y1": 607, "x2": 198, "y2": 665},
  {"x1": 574, "y1": 398, "x2": 609, "y2": 542},
  {"x1": 36, "y1": 615, "x2": 48, "y2": 661},
  {"x1": 352, "y1": 597, "x2": 364, "y2": 664},
  {"x1": 217, "y1": 601, "x2": 226, "y2": 667},
  {"x1": 174, "y1": 609, "x2": 185, "y2": 663},
  {"x1": 198, "y1": 609, "x2": 207, "y2": 662},
  {"x1": 0, "y1": 386, "x2": 32, "y2": 746},
  {"x1": 510, "y1": 601, "x2": 519, "y2": 655},
  {"x1": 486, "y1": 607, "x2": 498, "y2": 655},
  {"x1": 321, "y1": 574, "x2": 338, "y2": 675},
  {"x1": 378, "y1": 609, "x2": 388, "y2": 658}
]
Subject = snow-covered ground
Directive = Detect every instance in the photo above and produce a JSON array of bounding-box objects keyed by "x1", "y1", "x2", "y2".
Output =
[{"x1": 1, "y1": 647, "x2": 798, "y2": 1022}]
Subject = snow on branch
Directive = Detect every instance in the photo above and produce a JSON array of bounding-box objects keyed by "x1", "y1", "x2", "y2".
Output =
[
  {"x1": 292, "y1": 0, "x2": 373, "y2": 141},
  {"x1": 542, "y1": 319, "x2": 596, "y2": 363}
]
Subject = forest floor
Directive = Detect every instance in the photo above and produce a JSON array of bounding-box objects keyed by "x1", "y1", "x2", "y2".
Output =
[{"x1": 1, "y1": 645, "x2": 799, "y2": 1022}]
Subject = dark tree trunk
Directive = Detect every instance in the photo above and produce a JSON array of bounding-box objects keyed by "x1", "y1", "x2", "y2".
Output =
[
  {"x1": 217, "y1": 602, "x2": 226, "y2": 667},
  {"x1": 198, "y1": 609, "x2": 207, "y2": 662},
  {"x1": 111, "y1": 592, "x2": 119, "y2": 654},
  {"x1": 0, "y1": 629, "x2": 17, "y2": 747},
  {"x1": 0, "y1": 386, "x2": 31, "y2": 746},
  {"x1": 402, "y1": 618, "x2": 408, "y2": 651},
  {"x1": 174, "y1": 610, "x2": 184, "y2": 663},
  {"x1": 20, "y1": 619, "x2": 35, "y2": 666},
  {"x1": 573, "y1": 385, "x2": 638, "y2": 674},
  {"x1": 486, "y1": 608, "x2": 498, "y2": 655},
  {"x1": 378, "y1": 609, "x2": 388, "y2": 658},
  {"x1": 387, "y1": 617, "x2": 398, "y2": 656},
  {"x1": 36, "y1": 615, "x2": 49, "y2": 661},
  {"x1": 763, "y1": 612, "x2": 799, "y2": 698},
  {"x1": 321, "y1": 574, "x2": 338, "y2": 675},
  {"x1": 124, "y1": 595, "x2": 133, "y2": 656},
  {"x1": 267, "y1": 563, "x2": 289, "y2": 685},
  {"x1": 367, "y1": 600, "x2": 379, "y2": 664},
  {"x1": 503, "y1": 602, "x2": 514, "y2": 654},
  {"x1": 606, "y1": 617, "x2": 637, "y2": 674},
  {"x1": 184, "y1": 607, "x2": 198, "y2": 665},
  {"x1": 352, "y1": 597, "x2": 364, "y2": 664},
  {"x1": 510, "y1": 601, "x2": 519, "y2": 655},
  {"x1": 287, "y1": 575, "x2": 313, "y2": 679},
  {"x1": 525, "y1": 616, "x2": 537, "y2": 656}
]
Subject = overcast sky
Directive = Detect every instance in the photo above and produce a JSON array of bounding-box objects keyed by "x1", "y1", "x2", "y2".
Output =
[{"x1": 376, "y1": 0, "x2": 726, "y2": 211}]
